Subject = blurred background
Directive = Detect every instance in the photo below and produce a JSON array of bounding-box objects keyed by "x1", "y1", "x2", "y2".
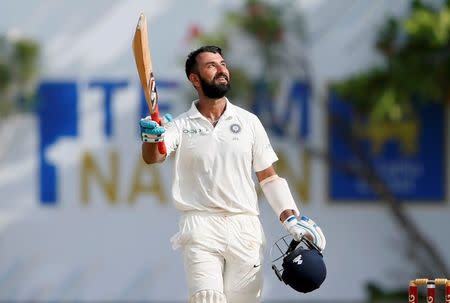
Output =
[{"x1": 0, "y1": 0, "x2": 449, "y2": 302}]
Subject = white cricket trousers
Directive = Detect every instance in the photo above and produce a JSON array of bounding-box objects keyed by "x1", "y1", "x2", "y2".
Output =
[{"x1": 171, "y1": 212, "x2": 265, "y2": 303}]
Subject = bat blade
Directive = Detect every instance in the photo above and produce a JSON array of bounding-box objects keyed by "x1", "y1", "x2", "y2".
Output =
[
  {"x1": 132, "y1": 13, "x2": 166, "y2": 154},
  {"x1": 132, "y1": 14, "x2": 154, "y2": 112}
]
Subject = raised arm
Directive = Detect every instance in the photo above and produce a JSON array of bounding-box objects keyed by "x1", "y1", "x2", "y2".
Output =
[
  {"x1": 140, "y1": 114, "x2": 172, "y2": 164},
  {"x1": 142, "y1": 141, "x2": 166, "y2": 164}
]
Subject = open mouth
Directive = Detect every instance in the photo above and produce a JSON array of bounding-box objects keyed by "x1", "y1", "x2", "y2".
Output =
[{"x1": 215, "y1": 75, "x2": 228, "y2": 84}]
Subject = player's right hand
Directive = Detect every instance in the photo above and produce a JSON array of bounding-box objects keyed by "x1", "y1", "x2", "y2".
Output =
[
  {"x1": 140, "y1": 114, "x2": 172, "y2": 143},
  {"x1": 283, "y1": 215, "x2": 326, "y2": 252}
]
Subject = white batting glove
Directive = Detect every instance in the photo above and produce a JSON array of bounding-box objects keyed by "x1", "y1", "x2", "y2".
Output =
[
  {"x1": 283, "y1": 215, "x2": 326, "y2": 252},
  {"x1": 139, "y1": 113, "x2": 172, "y2": 143}
]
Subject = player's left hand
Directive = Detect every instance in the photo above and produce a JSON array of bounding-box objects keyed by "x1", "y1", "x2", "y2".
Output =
[
  {"x1": 283, "y1": 215, "x2": 326, "y2": 252},
  {"x1": 140, "y1": 113, "x2": 172, "y2": 143}
]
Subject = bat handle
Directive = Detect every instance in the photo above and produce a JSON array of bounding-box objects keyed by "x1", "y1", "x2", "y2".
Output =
[
  {"x1": 151, "y1": 112, "x2": 167, "y2": 155},
  {"x1": 157, "y1": 140, "x2": 167, "y2": 155}
]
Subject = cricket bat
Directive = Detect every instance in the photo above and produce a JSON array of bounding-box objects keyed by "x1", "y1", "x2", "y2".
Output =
[{"x1": 132, "y1": 13, "x2": 166, "y2": 155}]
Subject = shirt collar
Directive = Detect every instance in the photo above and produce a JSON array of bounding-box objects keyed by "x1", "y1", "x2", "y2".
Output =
[{"x1": 187, "y1": 97, "x2": 236, "y2": 120}]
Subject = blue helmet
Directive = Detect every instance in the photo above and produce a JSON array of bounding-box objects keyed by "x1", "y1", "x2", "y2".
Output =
[{"x1": 271, "y1": 235, "x2": 327, "y2": 293}]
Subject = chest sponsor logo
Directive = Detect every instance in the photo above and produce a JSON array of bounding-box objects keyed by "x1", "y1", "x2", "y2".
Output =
[{"x1": 182, "y1": 128, "x2": 209, "y2": 135}]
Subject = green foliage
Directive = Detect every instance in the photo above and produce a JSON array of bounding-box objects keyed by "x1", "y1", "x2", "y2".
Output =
[
  {"x1": 228, "y1": 0, "x2": 284, "y2": 45},
  {"x1": 0, "y1": 34, "x2": 40, "y2": 117},
  {"x1": 193, "y1": 31, "x2": 230, "y2": 53},
  {"x1": 365, "y1": 282, "x2": 425, "y2": 303},
  {"x1": 226, "y1": 0, "x2": 292, "y2": 72},
  {"x1": 187, "y1": 0, "x2": 304, "y2": 105},
  {"x1": 0, "y1": 62, "x2": 11, "y2": 92},
  {"x1": 14, "y1": 39, "x2": 40, "y2": 83},
  {"x1": 331, "y1": 0, "x2": 450, "y2": 122}
]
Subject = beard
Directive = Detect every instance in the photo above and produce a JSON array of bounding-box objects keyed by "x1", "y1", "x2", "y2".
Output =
[{"x1": 199, "y1": 73, "x2": 231, "y2": 99}]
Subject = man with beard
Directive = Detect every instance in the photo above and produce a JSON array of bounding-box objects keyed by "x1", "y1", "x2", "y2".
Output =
[{"x1": 139, "y1": 45, "x2": 326, "y2": 303}]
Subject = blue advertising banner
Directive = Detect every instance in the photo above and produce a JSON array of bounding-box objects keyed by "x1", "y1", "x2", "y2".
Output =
[
  {"x1": 329, "y1": 92, "x2": 446, "y2": 203},
  {"x1": 37, "y1": 79, "x2": 177, "y2": 205}
]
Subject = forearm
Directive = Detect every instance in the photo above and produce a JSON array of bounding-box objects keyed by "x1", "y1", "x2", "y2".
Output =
[
  {"x1": 258, "y1": 169, "x2": 326, "y2": 251},
  {"x1": 259, "y1": 174, "x2": 300, "y2": 221},
  {"x1": 142, "y1": 142, "x2": 166, "y2": 164}
]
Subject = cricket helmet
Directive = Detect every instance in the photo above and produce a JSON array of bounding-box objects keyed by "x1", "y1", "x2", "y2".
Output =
[{"x1": 271, "y1": 235, "x2": 327, "y2": 293}]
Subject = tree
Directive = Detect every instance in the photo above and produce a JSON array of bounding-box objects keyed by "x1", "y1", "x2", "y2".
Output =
[
  {"x1": 329, "y1": 0, "x2": 450, "y2": 290},
  {"x1": 0, "y1": 34, "x2": 40, "y2": 116},
  {"x1": 331, "y1": 0, "x2": 450, "y2": 122},
  {"x1": 0, "y1": 34, "x2": 40, "y2": 162}
]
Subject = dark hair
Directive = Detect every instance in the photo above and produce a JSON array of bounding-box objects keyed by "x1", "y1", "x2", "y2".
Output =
[{"x1": 185, "y1": 45, "x2": 223, "y2": 79}]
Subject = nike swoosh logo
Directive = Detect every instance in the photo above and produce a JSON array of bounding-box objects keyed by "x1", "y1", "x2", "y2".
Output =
[{"x1": 253, "y1": 264, "x2": 260, "y2": 268}]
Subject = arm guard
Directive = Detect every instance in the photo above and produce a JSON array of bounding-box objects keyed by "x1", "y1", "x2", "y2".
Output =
[{"x1": 260, "y1": 175, "x2": 299, "y2": 219}]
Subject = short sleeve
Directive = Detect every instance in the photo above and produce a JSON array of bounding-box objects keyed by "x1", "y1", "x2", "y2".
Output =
[{"x1": 252, "y1": 116, "x2": 278, "y2": 171}]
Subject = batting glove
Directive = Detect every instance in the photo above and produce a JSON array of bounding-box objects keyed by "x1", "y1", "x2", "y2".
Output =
[
  {"x1": 140, "y1": 113, "x2": 173, "y2": 143},
  {"x1": 283, "y1": 215, "x2": 326, "y2": 252}
]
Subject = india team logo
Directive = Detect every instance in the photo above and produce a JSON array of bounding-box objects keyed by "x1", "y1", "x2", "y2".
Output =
[{"x1": 230, "y1": 123, "x2": 241, "y2": 134}]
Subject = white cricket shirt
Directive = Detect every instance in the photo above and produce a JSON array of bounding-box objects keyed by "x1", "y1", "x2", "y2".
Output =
[{"x1": 164, "y1": 98, "x2": 278, "y2": 215}]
